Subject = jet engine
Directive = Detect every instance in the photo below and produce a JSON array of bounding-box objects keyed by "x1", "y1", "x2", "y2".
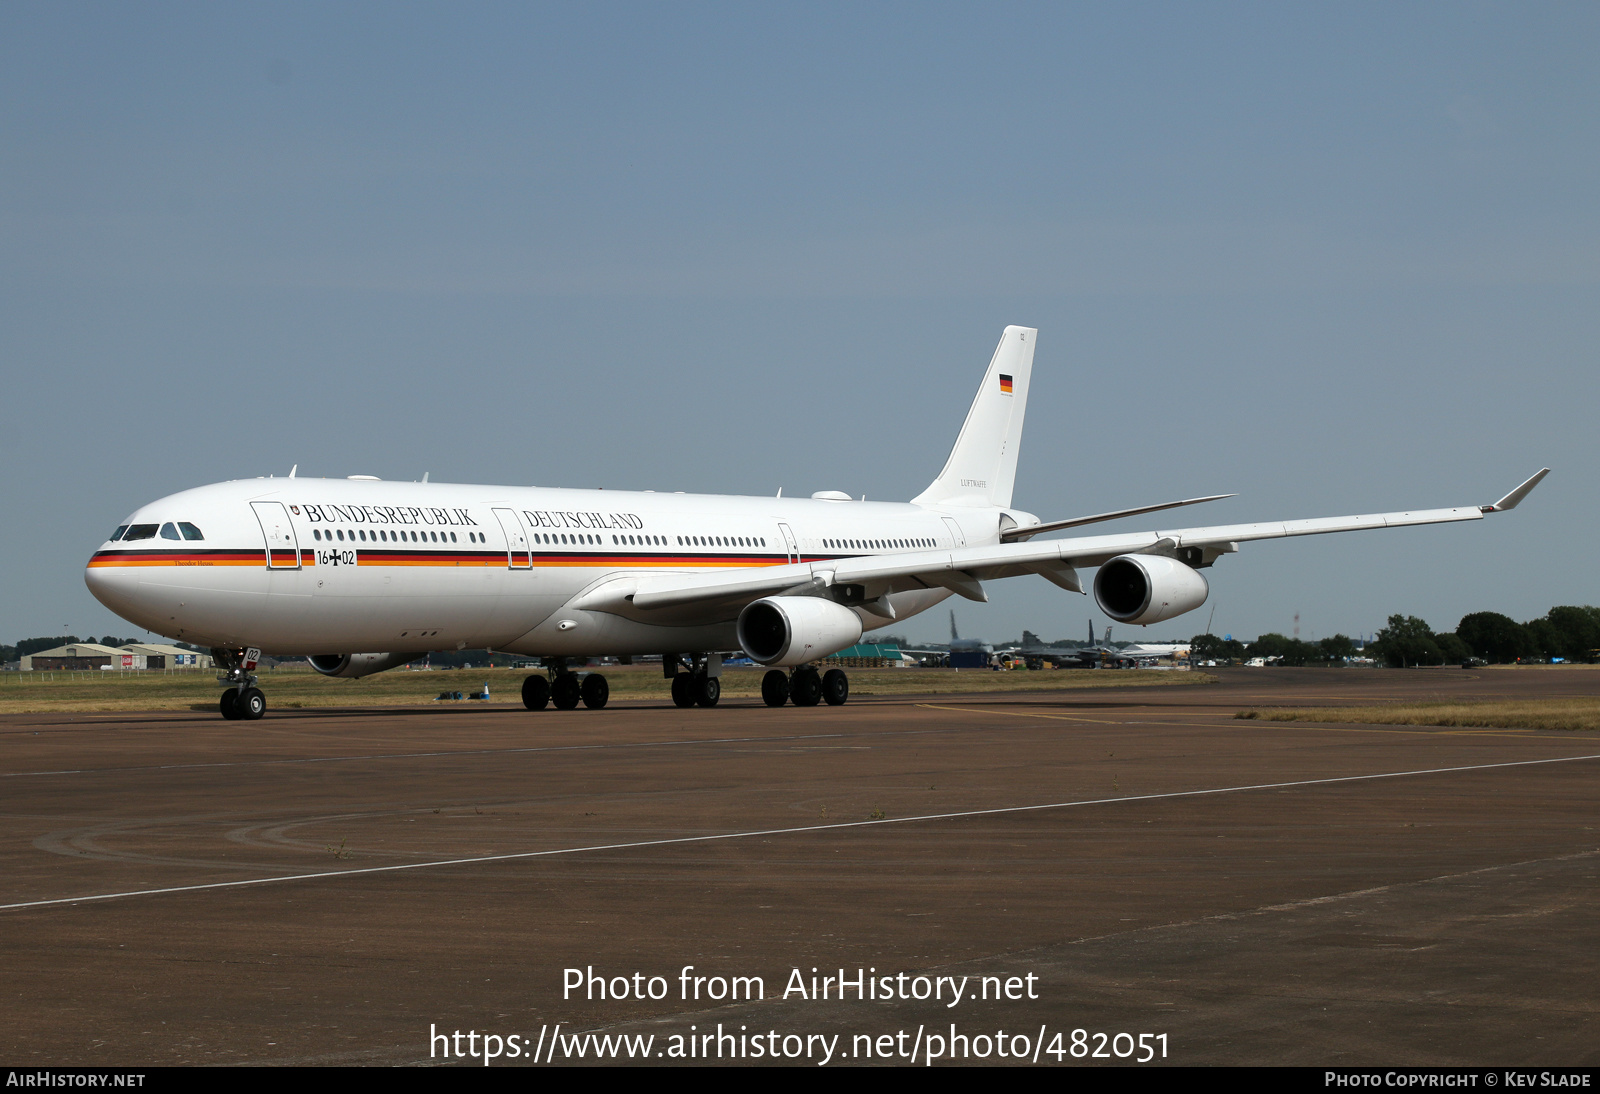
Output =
[
  {"x1": 307, "y1": 652, "x2": 426, "y2": 679},
  {"x1": 737, "y1": 596, "x2": 864, "y2": 667},
  {"x1": 1093, "y1": 554, "x2": 1209, "y2": 626}
]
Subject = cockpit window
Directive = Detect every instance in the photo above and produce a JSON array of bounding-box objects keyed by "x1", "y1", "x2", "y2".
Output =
[
  {"x1": 178, "y1": 522, "x2": 204, "y2": 541},
  {"x1": 110, "y1": 525, "x2": 129, "y2": 542},
  {"x1": 160, "y1": 522, "x2": 181, "y2": 540},
  {"x1": 123, "y1": 524, "x2": 159, "y2": 541}
]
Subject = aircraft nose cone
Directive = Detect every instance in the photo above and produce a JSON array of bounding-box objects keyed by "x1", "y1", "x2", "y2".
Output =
[{"x1": 84, "y1": 559, "x2": 148, "y2": 622}]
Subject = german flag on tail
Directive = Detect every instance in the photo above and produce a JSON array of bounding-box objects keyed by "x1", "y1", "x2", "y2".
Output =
[{"x1": 999, "y1": 373, "x2": 1014, "y2": 395}]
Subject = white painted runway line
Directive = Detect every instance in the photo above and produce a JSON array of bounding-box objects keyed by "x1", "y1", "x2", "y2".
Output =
[{"x1": 5, "y1": 751, "x2": 1597, "y2": 913}]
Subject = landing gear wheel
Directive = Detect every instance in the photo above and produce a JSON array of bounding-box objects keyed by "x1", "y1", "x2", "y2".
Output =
[
  {"x1": 219, "y1": 689, "x2": 241, "y2": 720},
  {"x1": 551, "y1": 674, "x2": 582, "y2": 710},
  {"x1": 822, "y1": 668, "x2": 849, "y2": 706},
  {"x1": 670, "y1": 673, "x2": 695, "y2": 708},
  {"x1": 761, "y1": 669, "x2": 790, "y2": 708},
  {"x1": 694, "y1": 674, "x2": 721, "y2": 708},
  {"x1": 581, "y1": 673, "x2": 609, "y2": 709},
  {"x1": 238, "y1": 687, "x2": 266, "y2": 720},
  {"x1": 790, "y1": 667, "x2": 822, "y2": 707},
  {"x1": 521, "y1": 675, "x2": 551, "y2": 710}
]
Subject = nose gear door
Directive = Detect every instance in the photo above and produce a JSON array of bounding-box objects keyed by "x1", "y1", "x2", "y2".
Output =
[{"x1": 251, "y1": 501, "x2": 301, "y2": 569}]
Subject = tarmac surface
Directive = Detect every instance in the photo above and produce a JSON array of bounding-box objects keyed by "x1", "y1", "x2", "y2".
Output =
[{"x1": 1, "y1": 666, "x2": 1597, "y2": 1067}]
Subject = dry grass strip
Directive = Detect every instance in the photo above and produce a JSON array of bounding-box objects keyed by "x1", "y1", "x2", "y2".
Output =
[
  {"x1": 1, "y1": 665, "x2": 1212, "y2": 713},
  {"x1": 1237, "y1": 699, "x2": 1600, "y2": 733}
]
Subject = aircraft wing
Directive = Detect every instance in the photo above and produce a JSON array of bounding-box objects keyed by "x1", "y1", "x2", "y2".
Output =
[{"x1": 615, "y1": 470, "x2": 1547, "y2": 614}]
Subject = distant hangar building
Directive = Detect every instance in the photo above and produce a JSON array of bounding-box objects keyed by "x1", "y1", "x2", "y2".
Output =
[{"x1": 19, "y1": 644, "x2": 212, "y2": 671}]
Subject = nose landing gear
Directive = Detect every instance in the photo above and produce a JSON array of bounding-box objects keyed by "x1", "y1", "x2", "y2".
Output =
[{"x1": 214, "y1": 647, "x2": 266, "y2": 721}]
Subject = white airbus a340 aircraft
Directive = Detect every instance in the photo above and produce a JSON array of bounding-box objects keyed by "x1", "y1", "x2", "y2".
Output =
[{"x1": 85, "y1": 327, "x2": 1547, "y2": 720}]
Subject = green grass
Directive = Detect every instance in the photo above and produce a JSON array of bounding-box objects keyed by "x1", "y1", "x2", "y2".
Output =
[{"x1": 1, "y1": 664, "x2": 1213, "y2": 713}]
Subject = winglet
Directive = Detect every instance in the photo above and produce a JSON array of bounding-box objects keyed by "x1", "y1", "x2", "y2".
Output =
[{"x1": 1482, "y1": 468, "x2": 1550, "y2": 512}]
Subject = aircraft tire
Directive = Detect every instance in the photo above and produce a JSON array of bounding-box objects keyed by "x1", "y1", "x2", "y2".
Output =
[
  {"x1": 581, "y1": 673, "x2": 609, "y2": 710},
  {"x1": 760, "y1": 669, "x2": 790, "y2": 707},
  {"x1": 670, "y1": 673, "x2": 695, "y2": 708},
  {"x1": 822, "y1": 668, "x2": 849, "y2": 706},
  {"x1": 219, "y1": 689, "x2": 241, "y2": 720},
  {"x1": 521, "y1": 675, "x2": 551, "y2": 711},
  {"x1": 552, "y1": 673, "x2": 582, "y2": 710},
  {"x1": 694, "y1": 674, "x2": 721, "y2": 708},
  {"x1": 790, "y1": 667, "x2": 822, "y2": 707},
  {"x1": 238, "y1": 687, "x2": 266, "y2": 720}
]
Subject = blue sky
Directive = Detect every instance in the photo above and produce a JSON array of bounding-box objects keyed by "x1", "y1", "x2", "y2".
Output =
[{"x1": 3, "y1": 2, "x2": 1595, "y2": 646}]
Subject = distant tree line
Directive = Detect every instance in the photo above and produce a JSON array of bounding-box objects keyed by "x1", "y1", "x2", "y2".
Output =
[
  {"x1": 1191, "y1": 605, "x2": 1600, "y2": 668},
  {"x1": 1190, "y1": 632, "x2": 1359, "y2": 666}
]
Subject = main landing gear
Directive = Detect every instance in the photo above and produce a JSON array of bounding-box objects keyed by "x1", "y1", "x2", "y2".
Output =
[
  {"x1": 671, "y1": 670, "x2": 720, "y2": 708},
  {"x1": 663, "y1": 652, "x2": 721, "y2": 708},
  {"x1": 521, "y1": 662, "x2": 610, "y2": 711},
  {"x1": 762, "y1": 666, "x2": 849, "y2": 708},
  {"x1": 517, "y1": 656, "x2": 852, "y2": 712},
  {"x1": 215, "y1": 647, "x2": 266, "y2": 721}
]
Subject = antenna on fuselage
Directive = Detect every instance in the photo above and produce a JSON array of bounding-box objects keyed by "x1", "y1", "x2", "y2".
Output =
[
  {"x1": 289, "y1": 464, "x2": 297, "y2": 478},
  {"x1": 422, "y1": 472, "x2": 429, "y2": 483}
]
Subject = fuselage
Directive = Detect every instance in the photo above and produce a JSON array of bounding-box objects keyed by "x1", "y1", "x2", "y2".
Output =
[{"x1": 85, "y1": 477, "x2": 1034, "y2": 658}]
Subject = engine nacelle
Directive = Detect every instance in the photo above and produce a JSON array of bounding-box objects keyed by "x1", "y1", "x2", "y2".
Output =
[
  {"x1": 1093, "y1": 554, "x2": 1210, "y2": 626},
  {"x1": 307, "y1": 652, "x2": 425, "y2": 679},
  {"x1": 737, "y1": 596, "x2": 864, "y2": 667}
]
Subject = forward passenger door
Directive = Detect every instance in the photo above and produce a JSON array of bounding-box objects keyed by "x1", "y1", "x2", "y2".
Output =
[{"x1": 251, "y1": 501, "x2": 301, "y2": 569}]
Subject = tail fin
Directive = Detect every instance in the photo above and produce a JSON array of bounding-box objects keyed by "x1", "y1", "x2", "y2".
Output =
[{"x1": 912, "y1": 326, "x2": 1035, "y2": 509}]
